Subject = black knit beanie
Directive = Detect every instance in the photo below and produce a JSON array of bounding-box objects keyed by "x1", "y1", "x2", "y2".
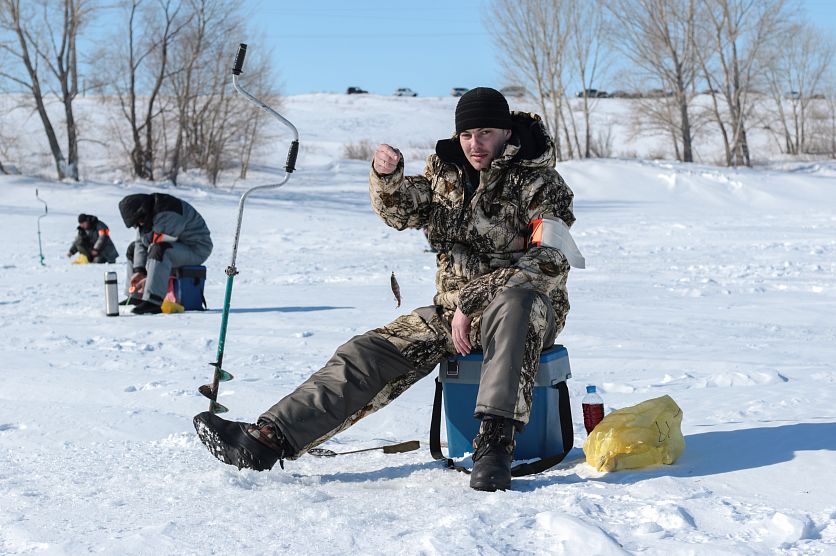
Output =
[
  {"x1": 77, "y1": 213, "x2": 89, "y2": 224},
  {"x1": 455, "y1": 87, "x2": 512, "y2": 133}
]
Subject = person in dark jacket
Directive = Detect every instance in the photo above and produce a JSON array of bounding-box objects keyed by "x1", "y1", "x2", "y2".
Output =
[
  {"x1": 67, "y1": 214, "x2": 119, "y2": 264},
  {"x1": 118, "y1": 193, "x2": 213, "y2": 315},
  {"x1": 193, "y1": 88, "x2": 579, "y2": 492}
]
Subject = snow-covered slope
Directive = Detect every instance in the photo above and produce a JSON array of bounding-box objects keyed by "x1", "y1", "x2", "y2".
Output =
[{"x1": 1, "y1": 93, "x2": 835, "y2": 555}]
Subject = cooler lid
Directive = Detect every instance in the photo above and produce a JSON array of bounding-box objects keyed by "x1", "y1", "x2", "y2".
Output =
[{"x1": 440, "y1": 344, "x2": 571, "y2": 386}]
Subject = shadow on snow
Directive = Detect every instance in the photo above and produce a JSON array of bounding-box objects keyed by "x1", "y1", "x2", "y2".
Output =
[
  {"x1": 205, "y1": 305, "x2": 353, "y2": 314},
  {"x1": 516, "y1": 422, "x2": 836, "y2": 489}
]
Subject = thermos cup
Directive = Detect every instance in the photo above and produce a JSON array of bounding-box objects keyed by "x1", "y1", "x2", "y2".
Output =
[{"x1": 105, "y1": 271, "x2": 119, "y2": 316}]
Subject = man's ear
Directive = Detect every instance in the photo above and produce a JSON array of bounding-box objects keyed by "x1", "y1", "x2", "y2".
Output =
[{"x1": 503, "y1": 129, "x2": 512, "y2": 140}]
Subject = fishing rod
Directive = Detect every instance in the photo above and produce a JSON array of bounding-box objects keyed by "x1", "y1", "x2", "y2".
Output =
[
  {"x1": 198, "y1": 43, "x2": 300, "y2": 414},
  {"x1": 36, "y1": 189, "x2": 48, "y2": 266}
]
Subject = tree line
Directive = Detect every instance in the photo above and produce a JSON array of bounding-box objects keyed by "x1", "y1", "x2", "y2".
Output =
[
  {"x1": 1, "y1": 0, "x2": 833, "y2": 181},
  {"x1": 0, "y1": 0, "x2": 274, "y2": 183},
  {"x1": 490, "y1": 0, "x2": 836, "y2": 166}
]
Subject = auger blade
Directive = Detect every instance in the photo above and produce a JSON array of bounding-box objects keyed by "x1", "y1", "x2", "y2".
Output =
[
  {"x1": 209, "y1": 400, "x2": 229, "y2": 414},
  {"x1": 209, "y1": 362, "x2": 234, "y2": 382},
  {"x1": 198, "y1": 384, "x2": 215, "y2": 399}
]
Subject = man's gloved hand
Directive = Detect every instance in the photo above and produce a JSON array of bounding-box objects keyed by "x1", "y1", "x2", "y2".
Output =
[{"x1": 147, "y1": 242, "x2": 171, "y2": 261}]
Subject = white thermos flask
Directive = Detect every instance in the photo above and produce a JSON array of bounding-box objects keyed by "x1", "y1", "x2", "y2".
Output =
[{"x1": 105, "y1": 271, "x2": 119, "y2": 316}]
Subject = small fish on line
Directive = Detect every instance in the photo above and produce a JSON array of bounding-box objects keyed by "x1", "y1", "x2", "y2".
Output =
[{"x1": 390, "y1": 271, "x2": 401, "y2": 307}]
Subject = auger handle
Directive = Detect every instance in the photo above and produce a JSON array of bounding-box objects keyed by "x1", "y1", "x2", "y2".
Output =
[
  {"x1": 232, "y1": 43, "x2": 247, "y2": 75},
  {"x1": 286, "y1": 140, "x2": 299, "y2": 173}
]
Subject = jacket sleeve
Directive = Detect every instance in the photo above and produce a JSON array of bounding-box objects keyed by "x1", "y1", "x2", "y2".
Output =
[
  {"x1": 458, "y1": 169, "x2": 575, "y2": 316},
  {"x1": 93, "y1": 222, "x2": 110, "y2": 251},
  {"x1": 369, "y1": 157, "x2": 434, "y2": 231},
  {"x1": 132, "y1": 229, "x2": 149, "y2": 271},
  {"x1": 151, "y1": 211, "x2": 185, "y2": 243}
]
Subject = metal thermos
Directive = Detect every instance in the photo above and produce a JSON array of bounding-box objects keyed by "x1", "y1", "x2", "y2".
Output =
[{"x1": 105, "y1": 271, "x2": 119, "y2": 316}]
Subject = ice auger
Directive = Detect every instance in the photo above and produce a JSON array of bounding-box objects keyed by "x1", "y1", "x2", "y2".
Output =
[
  {"x1": 36, "y1": 188, "x2": 48, "y2": 266},
  {"x1": 199, "y1": 43, "x2": 300, "y2": 414}
]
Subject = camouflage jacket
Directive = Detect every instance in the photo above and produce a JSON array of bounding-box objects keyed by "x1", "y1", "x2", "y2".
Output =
[{"x1": 369, "y1": 111, "x2": 575, "y2": 331}]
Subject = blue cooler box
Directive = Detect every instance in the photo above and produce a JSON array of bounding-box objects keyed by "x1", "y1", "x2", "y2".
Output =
[
  {"x1": 172, "y1": 265, "x2": 207, "y2": 311},
  {"x1": 440, "y1": 344, "x2": 572, "y2": 460}
]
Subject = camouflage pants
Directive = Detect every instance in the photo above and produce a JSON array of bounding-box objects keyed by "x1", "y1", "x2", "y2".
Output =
[{"x1": 259, "y1": 287, "x2": 558, "y2": 458}]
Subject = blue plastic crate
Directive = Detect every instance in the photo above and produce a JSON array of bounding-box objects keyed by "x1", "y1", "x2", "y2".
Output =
[
  {"x1": 440, "y1": 344, "x2": 572, "y2": 460},
  {"x1": 172, "y1": 265, "x2": 206, "y2": 311}
]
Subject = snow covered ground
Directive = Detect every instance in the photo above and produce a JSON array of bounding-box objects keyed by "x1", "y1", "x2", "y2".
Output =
[{"x1": 1, "y1": 93, "x2": 836, "y2": 555}]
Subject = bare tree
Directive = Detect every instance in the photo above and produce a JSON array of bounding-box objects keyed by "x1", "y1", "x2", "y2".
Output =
[
  {"x1": 237, "y1": 105, "x2": 263, "y2": 179},
  {"x1": 92, "y1": 0, "x2": 275, "y2": 184},
  {"x1": 488, "y1": 0, "x2": 573, "y2": 160},
  {"x1": 194, "y1": 53, "x2": 275, "y2": 185},
  {"x1": 163, "y1": 0, "x2": 203, "y2": 184},
  {"x1": 762, "y1": 22, "x2": 834, "y2": 155},
  {"x1": 695, "y1": 0, "x2": 789, "y2": 166},
  {"x1": 822, "y1": 77, "x2": 836, "y2": 158},
  {"x1": 567, "y1": 0, "x2": 610, "y2": 158},
  {"x1": 607, "y1": 0, "x2": 699, "y2": 162},
  {"x1": 0, "y1": 0, "x2": 92, "y2": 180},
  {"x1": 102, "y1": 0, "x2": 190, "y2": 180},
  {"x1": 165, "y1": 0, "x2": 275, "y2": 185}
]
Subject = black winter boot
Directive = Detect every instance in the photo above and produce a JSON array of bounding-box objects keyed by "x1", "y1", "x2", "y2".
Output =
[
  {"x1": 193, "y1": 412, "x2": 289, "y2": 471},
  {"x1": 132, "y1": 300, "x2": 162, "y2": 315},
  {"x1": 469, "y1": 416, "x2": 516, "y2": 492}
]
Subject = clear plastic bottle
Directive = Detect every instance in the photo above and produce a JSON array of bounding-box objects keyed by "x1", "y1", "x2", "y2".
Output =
[{"x1": 582, "y1": 385, "x2": 604, "y2": 434}]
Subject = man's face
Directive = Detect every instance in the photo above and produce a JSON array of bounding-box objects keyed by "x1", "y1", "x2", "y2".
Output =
[
  {"x1": 458, "y1": 128, "x2": 512, "y2": 171},
  {"x1": 79, "y1": 221, "x2": 91, "y2": 230}
]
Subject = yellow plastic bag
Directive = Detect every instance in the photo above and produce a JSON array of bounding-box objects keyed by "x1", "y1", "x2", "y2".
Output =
[
  {"x1": 71, "y1": 254, "x2": 89, "y2": 264},
  {"x1": 161, "y1": 299, "x2": 185, "y2": 314},
  {"x1": 160, "y1": 276, "x2": 184, "y2": 314},
  {"x1": 583, "y1": 394, "x2": 685, "y2": 472}
]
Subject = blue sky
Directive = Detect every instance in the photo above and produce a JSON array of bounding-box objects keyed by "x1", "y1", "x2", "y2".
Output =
[
  {"x1": 247, "y1": 0, "x2": 836, "y2": 97},
  {"x1": 249, "y1": 0, "x2": 500, "y2": 96}
]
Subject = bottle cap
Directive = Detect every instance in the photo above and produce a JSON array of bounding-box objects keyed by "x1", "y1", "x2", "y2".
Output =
[{"x1": 586, "y1": 385, "x2": 596, "y2": 393}]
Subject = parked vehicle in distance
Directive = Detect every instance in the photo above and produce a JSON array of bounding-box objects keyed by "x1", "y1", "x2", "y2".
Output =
[
  {"x1": 645, "y1": 88, "x2": 673, "y2": 98},
  {"x1": 394, "y1": 87, "x2": 418, "y2": 97},
  {"x1": 609, "y1": 90, "x2": 639, "y2": 99},
  {"x1": 451, "y1": 87, "x2": 469, "y2": 97},
  {"x1": 346, "y1": 86, "x2": 368, "y2": 94},
  {"x1": 576, "y1": 89, "x2": 609, "y2": 98},
  {"x1": 500, "y1": 85, "x2": 527, "y2": 97}
]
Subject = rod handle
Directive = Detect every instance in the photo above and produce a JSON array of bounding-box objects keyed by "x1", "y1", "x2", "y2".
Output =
[
  {"x1": 285, "y1": 140, "x2": 299, "y2": 173},
  {"x1": 232, "y1": 43, "x2": 247, "y2": 75}
]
